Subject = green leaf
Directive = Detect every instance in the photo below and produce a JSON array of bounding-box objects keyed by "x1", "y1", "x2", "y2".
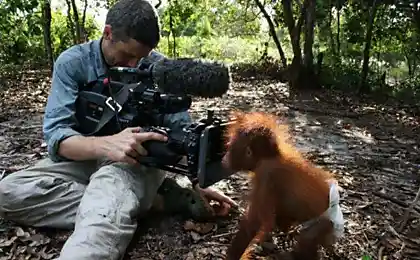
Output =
[{"x1": 361, "y1": 255, "x2": 371, "y2": 260}]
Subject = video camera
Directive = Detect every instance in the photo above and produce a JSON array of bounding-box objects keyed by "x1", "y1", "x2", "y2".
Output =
[{"x1": 74, "y1": 63, "x2": 235, "y2": 188}]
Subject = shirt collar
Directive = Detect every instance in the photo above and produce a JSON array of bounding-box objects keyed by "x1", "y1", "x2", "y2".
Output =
[{"x1": 93, "y1": 37, "x2": 108, "y2": 78}]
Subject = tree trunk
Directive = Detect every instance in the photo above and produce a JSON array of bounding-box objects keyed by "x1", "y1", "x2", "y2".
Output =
[
  {"x1": 336, "y1": 0, "x2": 340, "y2": 58},
  {"x1": 301, "y1": 0, "x2": 318, "y2": 89},
  {"x1": 282, "y1": 0, "x2": 303, "y2": 63},
  {"x1": 316, "y1": 52, "x2": 324, "y2": 77},
  {"x1": 303, "y1": 0, "x2": 315, "y2": 69},
  {"x1": 407, "y1": 56, "x2": 412, "y2": 76},
  {"x1": 169, "y1": 1, "x2": 177, "y2": 57},
  {"x1": 411, "y1": 0, "x2": 420, "y2": 76},
  {"x1": 65, "y1": 0, "x2": 76, "y2": 44},
  {"x1": 42, "y1": 0, "x2": 53, "y2": 72},
  {"x1": 327, "y1": 0, "x2": 336, "y2": 56},
  {"x1": 70, "y1": 0, "x2": 82, "y2": 43},
  {"x1": 413, "y1": 0, "x2": 420, "y2": 34},
  {"x1": 81, "y1": 0, "x2": 88, "y2": 42},
  {"x1": 282, "y1": 0, "x2": 319, "y2": 90},
  {"x1": 254, "y1": 0, "x2": 287, "y2": 67},
  {"x1": 359, "y1": 0, "x2": 379, "y2": 94},
  {"x1": 281, "y1": 0, "x2": 304, "y2": 90}
]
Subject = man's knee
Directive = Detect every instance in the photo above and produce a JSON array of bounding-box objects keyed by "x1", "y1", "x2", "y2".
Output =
[
  {"x1": 0, "y1": 175, "x2": 12, "y2": 214},
  {"x1": 0, "y1": 171, "x2": 27, "y2": 214},
  {"x1": 0, "y1": 167, "x2": 86, "y2": 228},
  {"x1": 90, "y1": 163, "x2": 166, "y2": 212}
]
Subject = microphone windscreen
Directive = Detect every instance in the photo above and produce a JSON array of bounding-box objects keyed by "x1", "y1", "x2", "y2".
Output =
[{"x1": 151, "y1": 58, "x2": 231, "y2": 98}]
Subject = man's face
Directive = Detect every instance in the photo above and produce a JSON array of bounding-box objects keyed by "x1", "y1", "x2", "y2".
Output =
[{"x1": 101, "y1": 25, "x2": 153, "y2": 67}]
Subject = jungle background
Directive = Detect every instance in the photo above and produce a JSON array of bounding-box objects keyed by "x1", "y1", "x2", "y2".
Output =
[{"x1": 1, "y1": 0, "x2": 420, "y2": 259}]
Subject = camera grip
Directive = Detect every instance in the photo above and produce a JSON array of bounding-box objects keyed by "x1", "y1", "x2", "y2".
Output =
[{"x1": 141, "y1": 127, "x2": 183, "y2": 165}]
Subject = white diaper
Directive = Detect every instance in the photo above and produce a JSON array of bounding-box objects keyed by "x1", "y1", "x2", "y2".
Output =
[
  {"x1": 301, "y1": 180, "x2": 345, "y2": 239},
  {"x1": 323, "y1": 181, "x2": 345, "y2": 238}
]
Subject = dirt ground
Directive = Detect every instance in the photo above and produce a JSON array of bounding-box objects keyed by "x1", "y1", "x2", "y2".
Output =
[{"x1": 0, "y1": 68, "x2": 419, "y2": 260}]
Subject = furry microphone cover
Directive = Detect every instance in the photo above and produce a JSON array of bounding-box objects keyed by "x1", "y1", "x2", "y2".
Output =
[{"x1": 151, "y1": 57, "x2": 231, "y2": 98}]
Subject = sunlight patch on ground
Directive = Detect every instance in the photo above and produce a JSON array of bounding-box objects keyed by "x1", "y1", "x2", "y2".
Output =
[
  {"x1": 293, "y1": 130, "x2": 350, "y2": 156},
  {"x1": 289, "y1": 111, "x2": 351, "y2": 156},
  {"x1": 340, "y1": 127, "x2": 376, "y2": 144},
  {"x1": 226, "y1": 90, "x2": 267, "y2": 97},
  {"x1": 392, "y1": 136, "x2": 417, "y2": 145}
]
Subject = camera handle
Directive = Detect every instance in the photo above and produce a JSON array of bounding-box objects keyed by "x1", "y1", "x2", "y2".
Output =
[{"x1": 139, "y1": 126, "x2": 184, "y2": 165}]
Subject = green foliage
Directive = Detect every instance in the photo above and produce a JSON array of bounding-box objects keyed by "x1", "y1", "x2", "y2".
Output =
[
  {"x1": 1, "y1": 0, "x2": 420, "y2": 102},
  {"x1": 155, "y1": 35, "x2": 273, "y2": 64},
  {"x1": 320, "y1": 60, "x2": 364, "y2": 90},
  {"x1": 390, "y1": 74, "x2": 420, "y2": 101},
  {"x1": 0, "y1": 0, "x2": 43, "y2": 63},
  {"x1": 50, "y1": 12, "x2": 101, "y2": 57},
  {"x1": 0, "y1": 0, "x2": 100, "y2": 65},
  {"x1": 158, "y1": 0, "x2": 261, "y2": 38}
]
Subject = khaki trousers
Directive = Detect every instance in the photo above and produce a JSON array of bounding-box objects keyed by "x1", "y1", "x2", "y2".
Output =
[{"x1": 0, "y1": 157, "x2": 166, "y2": 260}]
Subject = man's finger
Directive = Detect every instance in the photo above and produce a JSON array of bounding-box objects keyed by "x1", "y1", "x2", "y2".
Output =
[
  {"x1": 215, "y1": 202, "x2": 231, "y2": 216},
  {"x1": 126, "y1": 149, "x2": 142, "y2": 160},
  {"x1": 134, "y1": 132, "x2": 168, "y2": 142},
  {"x1": 223, "y1": 196, "x2": 239, "y2": 207},
  {"x1": 210, "y1": 191, "x2": 238, "y2": 207},
  {"x1": 121, "y1": 154, "x2": 138, "y2": 165},
  {"x1": 126, "y1": 127, "x2": 142, "y2": 133},
  {"x1": 134, "y1": 144, "x2": 148, "y2": 156}
]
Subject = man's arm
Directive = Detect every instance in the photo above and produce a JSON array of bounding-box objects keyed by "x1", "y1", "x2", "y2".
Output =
[{"x1": 43, "y1": 53, "x2": 105, "y2": 162}]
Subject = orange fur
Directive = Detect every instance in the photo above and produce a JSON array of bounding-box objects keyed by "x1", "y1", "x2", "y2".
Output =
[{"x1": 222, "y1": 111, "x2": 336, "y2": 260}]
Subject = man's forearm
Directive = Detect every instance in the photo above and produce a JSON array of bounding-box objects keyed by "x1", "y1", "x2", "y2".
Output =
[{"x1": 58, "y1": 135, "x2": 107, "y2": 161}]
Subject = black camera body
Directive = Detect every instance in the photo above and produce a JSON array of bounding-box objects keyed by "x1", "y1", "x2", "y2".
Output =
[{"x1": 74, "y1": 66, "x2": 235, "y2": 188}]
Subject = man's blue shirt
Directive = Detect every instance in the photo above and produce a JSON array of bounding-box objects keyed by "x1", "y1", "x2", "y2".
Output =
[{"x1": 43, "y1": 38, "x2": 192, "y2": 162}]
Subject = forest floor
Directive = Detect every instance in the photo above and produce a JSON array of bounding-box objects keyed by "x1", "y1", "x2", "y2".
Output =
[{"x1": 0, "y1": 68, "x2": 420, "y2": 260}]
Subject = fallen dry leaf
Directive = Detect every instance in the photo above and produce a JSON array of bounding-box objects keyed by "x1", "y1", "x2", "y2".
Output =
[{"x1": 183, "y1": 220, "x2": 216, "y2": 235}]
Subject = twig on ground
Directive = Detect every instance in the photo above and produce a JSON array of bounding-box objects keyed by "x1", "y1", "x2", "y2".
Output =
[
  {"x1": 0, "y1": 122, "x2": 42, "y2": 129},
  {"x1": 210, "y1": 233, "x2": 232, "y2": 239},
  {"x1": 204, "y1": 241, "x2": 227, "y2": 246},
  {"x1": 378, "y1": 246, "x2": 385, "y2": 260},
  {"x1": 0, "y1": 153, "x2": 40, "y2": 159},
  {"x1": 398, "y1": 184, "x2": 420, "y2": 232},
  {"x1": 393, "y1": 242, "x2": 406, "y2": 259},
  {"x1": 388, "y1": 224, "x2": 404, "y2": 241},
  {"x1": 373, "y1": 190, "x2": 420, "y2": 214}
]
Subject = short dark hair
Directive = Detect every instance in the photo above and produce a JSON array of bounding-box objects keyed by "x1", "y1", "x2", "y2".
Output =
[{"x1": 105, "y1": 0, "x2": 160, "y2": 49}]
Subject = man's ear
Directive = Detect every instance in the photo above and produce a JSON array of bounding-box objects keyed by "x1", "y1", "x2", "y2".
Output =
[{"x1": 103, "y1": 24, "x2": 113, "y2": 41}]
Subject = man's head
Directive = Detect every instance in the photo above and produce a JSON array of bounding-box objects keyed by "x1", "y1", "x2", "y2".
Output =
[{"x1": 101, "y1": 0, "x2": 160, "y2": 67}]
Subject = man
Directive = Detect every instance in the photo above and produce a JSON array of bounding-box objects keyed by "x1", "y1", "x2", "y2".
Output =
[{"x1": 0, "y1": 0, "x2": 236, "y2": 259}]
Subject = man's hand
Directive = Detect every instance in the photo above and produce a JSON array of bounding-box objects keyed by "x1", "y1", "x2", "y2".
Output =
[
  {"x1": 193, "y1": 184, "x2": 239, "y2": 217},
  {"x1": 99, "y1": 127, "x2": 168, "y2": 164}
]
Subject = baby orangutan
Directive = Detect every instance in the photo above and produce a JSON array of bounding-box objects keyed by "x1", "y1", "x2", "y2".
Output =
[{"x1": 222, "y1": 111, "x2": 344, "y2": 260}]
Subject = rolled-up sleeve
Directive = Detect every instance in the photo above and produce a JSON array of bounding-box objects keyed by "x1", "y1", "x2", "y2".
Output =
[{"x1": 43, "y1": 54, "x2": 83, "y2": 162}]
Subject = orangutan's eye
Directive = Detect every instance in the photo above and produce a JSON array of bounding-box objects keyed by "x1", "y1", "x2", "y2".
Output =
[{"x1": 246, "y1": 147, "x2": 252, "y2": 157}]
